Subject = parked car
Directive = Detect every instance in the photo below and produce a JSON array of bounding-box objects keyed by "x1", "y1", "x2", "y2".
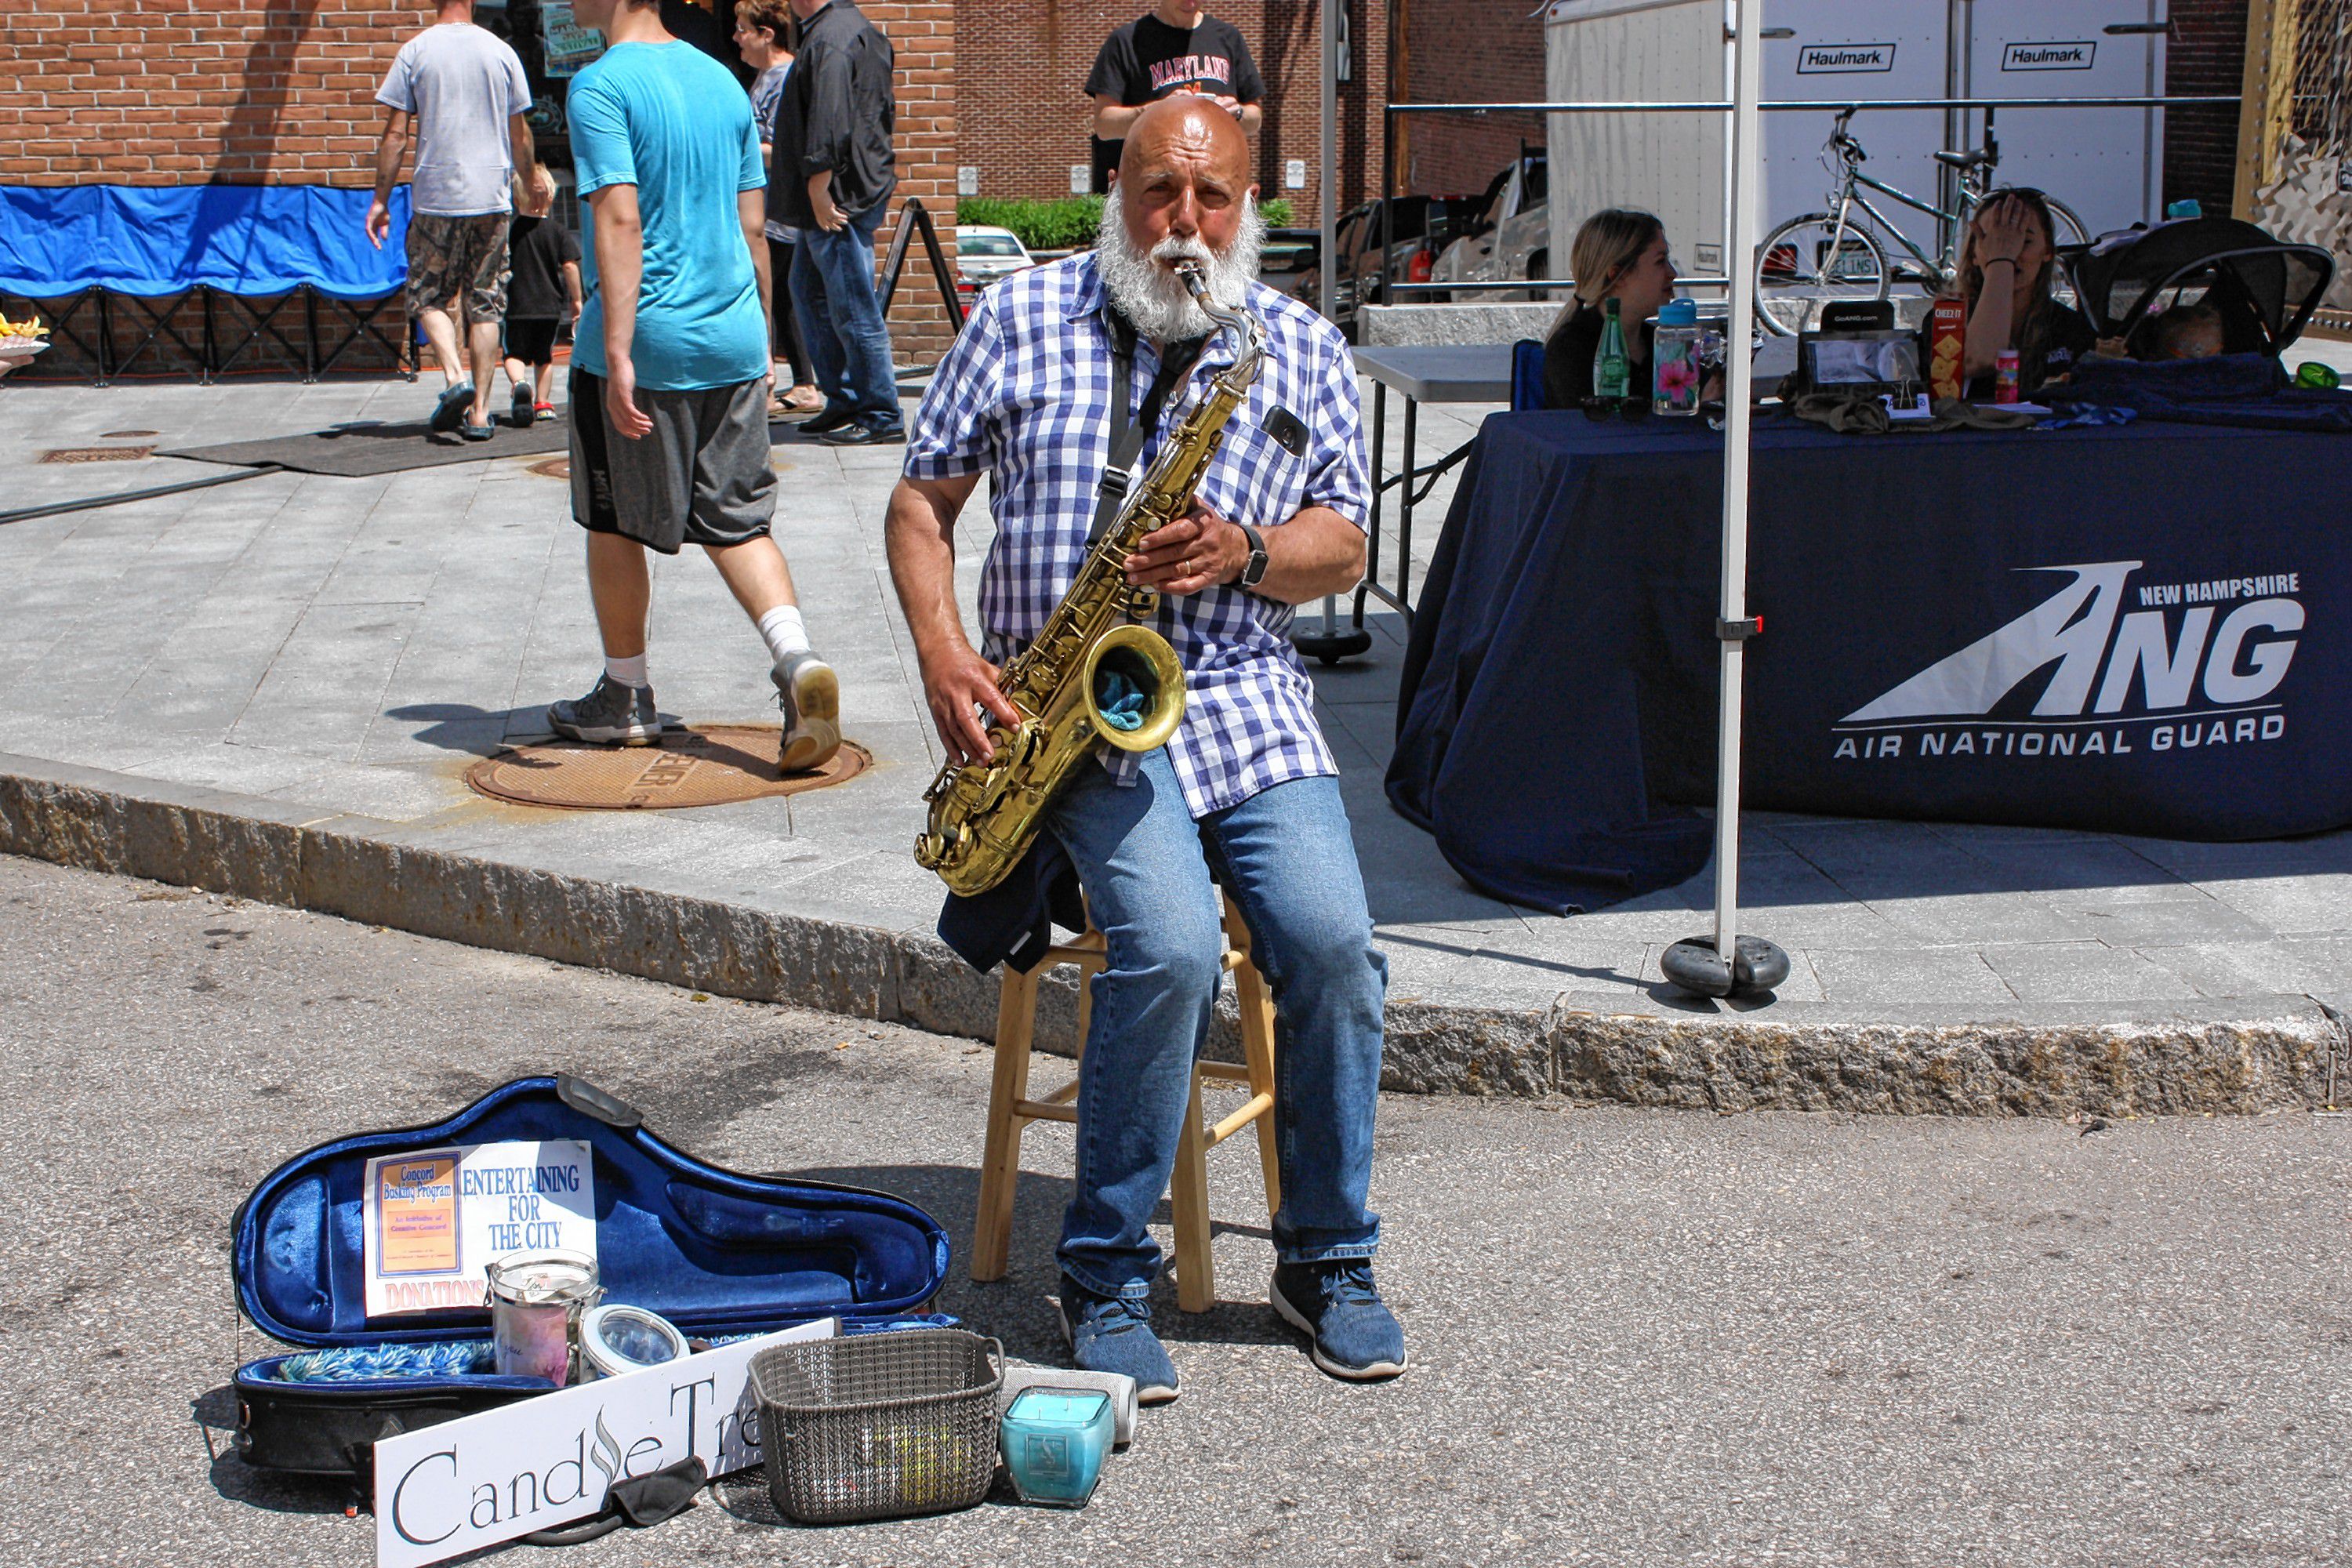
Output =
[
  {"x1": 955, "y1": 225, "x2": 1035, "y2": 300},
  {"x1": 1259, "y1": 226, "x2": 1322, "y2": 302},
  {"x1": 1295, "y1": 194, "x2": 1488, "y2": 337},
  {"x1": 1430, "y1": 150, "x2": 1552, "y2": 302}
]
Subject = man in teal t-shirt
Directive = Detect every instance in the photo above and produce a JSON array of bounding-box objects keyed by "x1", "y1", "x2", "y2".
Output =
[{"x1": 550, "y1": 0, "x2": 842, "y2": 776}]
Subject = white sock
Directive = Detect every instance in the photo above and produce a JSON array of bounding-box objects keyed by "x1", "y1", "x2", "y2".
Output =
[
  {"x1": 605, "y1": 652, "x2": 648, "y2": 689},
  {"x1": 757, "y1": 604, "x2": 811, "y2": 665}
]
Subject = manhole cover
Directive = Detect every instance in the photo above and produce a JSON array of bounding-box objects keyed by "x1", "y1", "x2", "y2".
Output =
[
  {"x1": 41, "y1": 445, "x2": 152, "y2": 463},
  {"x1": 465, "y1": 724, "x2": 869, "y2": 810},
  {"x1": 528, "y1": 458, "x2": 570, "y2": 479}
]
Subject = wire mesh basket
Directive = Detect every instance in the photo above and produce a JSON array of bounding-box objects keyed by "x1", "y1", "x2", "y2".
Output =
[{"x1": 749, "y1": 1327, "x2": 1004, "y2": 1524}]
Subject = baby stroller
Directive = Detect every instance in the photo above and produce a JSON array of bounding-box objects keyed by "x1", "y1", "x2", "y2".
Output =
[{"x1": 2063, "y1": 216, "x2": 2337, "y2": 358}]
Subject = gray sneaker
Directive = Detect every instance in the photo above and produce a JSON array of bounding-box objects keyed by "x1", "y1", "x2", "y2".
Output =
[
  {"x1": 772, "y1": 649, "x2": 841, "y2": 773},
  {"x1": 547, "y1": 674, "x2": 660, "y2": 746}
]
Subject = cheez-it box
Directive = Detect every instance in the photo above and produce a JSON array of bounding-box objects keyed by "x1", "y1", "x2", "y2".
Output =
[{"x1": 1929, "y1": 298, "x2": 1966, "y2": 401}]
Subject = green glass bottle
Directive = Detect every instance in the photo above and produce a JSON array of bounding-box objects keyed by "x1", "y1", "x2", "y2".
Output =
[{"x1": 1595, "y1": 297, "x2": 1631, "y2": 400}]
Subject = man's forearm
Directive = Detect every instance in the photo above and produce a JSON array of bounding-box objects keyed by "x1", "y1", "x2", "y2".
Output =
[
  {"x1": 510, "y1": 118, "x2": 535, "y2": 180},
  {"x1": 747, "y1": 223, "x2": 772, "y2": 325},
  {"x1": 595, "y1": 213, "x2": 644, "y2": 365},
  {"x1": 1253, "y1": 506, "x2": 1364, "y2": 604},
  {"x1": 1092, "y1": 101, "x2": 1145, "y2": 140},
  {"x1": 884, "y1": 481, "x2": 974, "y2": 663},
  {"x1": 372, "y1": 128, "x2": 407, "y2": 205},
  {"x1": 1238, "y1": 103, "x2": 1263, "y2": 135}
]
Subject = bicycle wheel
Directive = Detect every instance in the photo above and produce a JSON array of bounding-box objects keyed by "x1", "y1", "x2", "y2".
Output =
[{"x1": 1754, "y1": 213, "x2": 1889, "y2": 336}]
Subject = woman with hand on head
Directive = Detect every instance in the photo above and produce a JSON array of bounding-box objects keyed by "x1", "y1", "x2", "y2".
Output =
[
  {"x1": 1541, "y1": 209, "x2": 1681, "y2": 409},
  {"x1": 1940, "y1": 188, "x2": 2098, "y2": 398}
]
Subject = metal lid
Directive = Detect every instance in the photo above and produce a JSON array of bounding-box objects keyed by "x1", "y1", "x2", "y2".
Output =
[
  {"x1": 483, "y1": 1249, "x2": 601, "y2": 1307},
  {"x1": 579, "y1": 1303, "x2": 690, "y2": 1375}
]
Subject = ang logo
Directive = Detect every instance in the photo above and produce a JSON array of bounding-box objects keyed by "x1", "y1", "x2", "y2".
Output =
[{"x1": 1834, "y1": 561, "x2": 2303, "y2": 763}]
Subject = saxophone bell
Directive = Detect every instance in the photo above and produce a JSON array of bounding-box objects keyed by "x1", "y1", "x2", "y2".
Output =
[{"x1": 1083, "y1": 623, "x2": 1186, "y2": 755}]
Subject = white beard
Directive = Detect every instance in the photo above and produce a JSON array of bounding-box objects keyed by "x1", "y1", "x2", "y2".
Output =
[{"x1": 1095, "y1": 191, "x2": 1265, "y2": 343}]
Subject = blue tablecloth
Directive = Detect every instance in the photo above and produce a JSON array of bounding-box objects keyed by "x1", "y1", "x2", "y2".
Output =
[
  {"x1": 0, "y1": 185, "x2": 410, "y2": 299},
  {"x1": 1388, "y1": 413, "x2": 2352, "y2": 915}
]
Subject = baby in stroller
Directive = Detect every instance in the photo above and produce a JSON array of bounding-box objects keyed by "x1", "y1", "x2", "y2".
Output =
[{"x1": 2147, "y1": 302, "x2": 2225, "y2": 361}]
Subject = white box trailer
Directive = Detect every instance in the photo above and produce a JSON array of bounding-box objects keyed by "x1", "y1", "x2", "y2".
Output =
[{"x1": 1544, "y1": 0, "x2": 2167, "y2": 292}]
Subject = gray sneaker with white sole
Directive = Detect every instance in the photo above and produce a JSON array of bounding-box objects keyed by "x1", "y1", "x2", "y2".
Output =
[
  {"x1": 547, "y1": 674, "x2": 661, "y2": 746},
  {"x1": 772, "y1": 648, "x2": 841, "y2": 773}
]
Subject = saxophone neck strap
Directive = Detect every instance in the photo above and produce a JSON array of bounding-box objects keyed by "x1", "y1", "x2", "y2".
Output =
[{"x1": 1090, "y1": 307, "x2": 1207, "y2": 546}]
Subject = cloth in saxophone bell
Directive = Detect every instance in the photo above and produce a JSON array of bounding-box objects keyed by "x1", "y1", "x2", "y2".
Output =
[{"x1": 1096, "y1": 670, "x2": 1149, "y2": 731}]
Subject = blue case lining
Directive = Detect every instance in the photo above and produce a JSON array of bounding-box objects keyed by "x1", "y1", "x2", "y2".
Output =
[{"x1": 231, "y1": 1077, "x2": 951, "y2": 1348}]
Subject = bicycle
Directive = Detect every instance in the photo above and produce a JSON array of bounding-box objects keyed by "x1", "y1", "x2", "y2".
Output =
[{"x1": 1754, "y1": 105, "x2": 2089, "y2": 336}]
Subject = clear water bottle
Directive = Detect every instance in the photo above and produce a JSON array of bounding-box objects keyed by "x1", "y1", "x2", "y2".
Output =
[
  {"x1": 1594, "y1": 297, "x2": 1631, "y2": 400},
  {"x1": 1651, "y1": 298, "x2": 1701, "y2": 416}
]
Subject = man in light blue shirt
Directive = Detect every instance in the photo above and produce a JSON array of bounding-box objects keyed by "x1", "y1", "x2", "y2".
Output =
[{"x1": 547, "y1": 0, "x2": 842, "y2": 775}]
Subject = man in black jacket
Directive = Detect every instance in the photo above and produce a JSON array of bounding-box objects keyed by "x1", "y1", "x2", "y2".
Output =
[{"x1": 771, "y1": 0, "x2": 902, "y2": 445}]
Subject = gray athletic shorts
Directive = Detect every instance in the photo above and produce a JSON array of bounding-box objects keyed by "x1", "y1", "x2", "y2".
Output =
[{"x1": 569, "y1": 368, "x2": 775, "y2": 554}]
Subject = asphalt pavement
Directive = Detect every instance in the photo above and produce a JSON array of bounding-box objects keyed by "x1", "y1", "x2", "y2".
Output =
[{"x1": 4, "y1": 851, "x2": 2350, "y2": 1566}]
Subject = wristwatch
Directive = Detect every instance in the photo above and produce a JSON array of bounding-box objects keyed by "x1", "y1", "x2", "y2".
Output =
[{"x1": 1235, "y1": 521, "x2": 1269, "y2": 589}]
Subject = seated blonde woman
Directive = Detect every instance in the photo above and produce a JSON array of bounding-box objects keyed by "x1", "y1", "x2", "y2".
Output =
[{"x1": 1540, "y1": 209, "x2": 1679, "y2": 408}]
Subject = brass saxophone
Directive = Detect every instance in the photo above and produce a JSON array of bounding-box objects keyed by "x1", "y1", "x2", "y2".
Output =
[{"x1": 915, "y1": 263, "x2": 1268, "y2": 896}]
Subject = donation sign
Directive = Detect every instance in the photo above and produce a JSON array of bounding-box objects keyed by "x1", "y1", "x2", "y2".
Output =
[
  {"x1": 372, "y1": 1318, "x2": 837, "y2": 1568},
  {"x1": 362, "y1": 1141, "x2": 594, "y2": 1317}
]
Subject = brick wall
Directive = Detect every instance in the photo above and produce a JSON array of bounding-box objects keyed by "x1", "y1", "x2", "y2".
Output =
[
  {"x1": 0, "y1": 0, "x2": 408, "y2": 187},
  {"x1": 861, "y1": 0, "x2": 962, "y2": 365},
  {"x1": 2163, "y1": 0, "x2": 2246, "y2": 218},
  {"x1": 0, "y1": 0, "x2": 957, "y2": 365},
  {"x1": 1395, "y1": 0, "x2": 1543, "y2": 198},
  {"x1": 955, "y1": 0, "x2": 1388, "y2": 220}
]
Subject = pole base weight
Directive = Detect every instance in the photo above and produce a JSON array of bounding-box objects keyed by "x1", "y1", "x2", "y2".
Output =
[
  {"x1": 1661, "y1": 935, "x2": 1791, "y2": 1000},
  {"x1": 1292, "y1": 628, "x2": 1374, "y2": 665}
]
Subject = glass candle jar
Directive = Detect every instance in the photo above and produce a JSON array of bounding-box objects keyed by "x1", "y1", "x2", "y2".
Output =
[{"x1": 485, "y1": 1249, "x2": 601, "y2": 1385}]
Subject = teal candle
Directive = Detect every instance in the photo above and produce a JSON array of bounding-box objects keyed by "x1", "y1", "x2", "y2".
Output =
[{"x1": 999, "y1": 1386, "x2": 1113, "y2": 1507}]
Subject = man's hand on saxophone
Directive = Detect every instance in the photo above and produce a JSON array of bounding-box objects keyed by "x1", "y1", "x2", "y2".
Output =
[
  {"x1": 1123, "y1": 504, "x2": 1245, "y2": 596},
  {"x1": 1125, "y1": 500, "x2": 1367, "y2": 604}
]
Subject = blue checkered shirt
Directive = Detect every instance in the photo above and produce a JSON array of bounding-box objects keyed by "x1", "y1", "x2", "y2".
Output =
[{"x1": 903, "y1": 252, "x2": 1371, "y2": 817}]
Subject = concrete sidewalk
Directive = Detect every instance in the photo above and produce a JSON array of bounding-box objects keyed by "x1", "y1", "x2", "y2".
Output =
[{"x1": 0, "y1": 372, "x2": 2343, "y2": 1113}]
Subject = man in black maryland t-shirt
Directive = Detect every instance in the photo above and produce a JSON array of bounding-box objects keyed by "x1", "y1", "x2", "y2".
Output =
[{"x1": 1085, "y1": 0, "x2": 1264, "y2": 193}]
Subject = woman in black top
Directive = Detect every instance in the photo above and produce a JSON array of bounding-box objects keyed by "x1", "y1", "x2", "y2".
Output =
[
  {"x1": 1934, "y1": 188, "x2": 2099, "y2": 399},
  {"x1": 1541, "y1": 209, "x2": 1679, "y2": 409}
]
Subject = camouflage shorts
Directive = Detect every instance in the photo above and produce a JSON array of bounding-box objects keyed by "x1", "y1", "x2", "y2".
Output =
[{"x1": 405, "y1": 212, "x2": 511, "y2": 321}]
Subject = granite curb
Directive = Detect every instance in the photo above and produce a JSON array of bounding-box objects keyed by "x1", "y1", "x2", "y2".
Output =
[{"x1": 3, "y1": 753, "x2": 2342, "y2": 1118}]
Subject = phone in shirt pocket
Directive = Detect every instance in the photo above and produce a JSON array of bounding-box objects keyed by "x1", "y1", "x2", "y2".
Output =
[{"x1": 1200, "y1": 406, "x2": 1309, "y2": 528}]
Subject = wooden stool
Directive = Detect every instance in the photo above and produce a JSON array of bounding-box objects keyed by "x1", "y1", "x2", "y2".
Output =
[{"x1": 970, "y1": 891, "x2": 1281, "y2": 1312}]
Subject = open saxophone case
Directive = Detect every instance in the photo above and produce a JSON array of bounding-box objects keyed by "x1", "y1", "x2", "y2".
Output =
[{"x1": 227, "y1": 1075, "x2": 952, "y2": 1499}]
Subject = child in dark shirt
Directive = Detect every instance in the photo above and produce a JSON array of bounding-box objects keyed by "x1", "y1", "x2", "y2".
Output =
[{"x1": 501, "y1": 165, "x2": 583, "y2": 428}]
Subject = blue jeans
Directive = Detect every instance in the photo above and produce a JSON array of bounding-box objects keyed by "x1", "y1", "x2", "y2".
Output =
[
  {"x1": 789, "y1": 205, "x2": 900, "y2": 429},
  {"x1": 1046, "y1": 750, "x2": 1388, "y2": 1301}
]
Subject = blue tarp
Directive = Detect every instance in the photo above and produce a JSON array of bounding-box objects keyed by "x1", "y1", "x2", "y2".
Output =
[{"x1": 0, "y1": 184, "x2": 409, "y2": 299}]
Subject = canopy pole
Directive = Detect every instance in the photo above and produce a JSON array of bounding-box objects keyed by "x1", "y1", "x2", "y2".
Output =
[
  {"x1": 1294, "y1": 0, "x2": 1372, "y2": 666},
  {"x1": 1662, "y1": 0, "x2": 1789, "y2": 1002},
  {"x1": 1319, "y1": 0, "x2": 1338, "y2": 325},
  {"x1": 1712, "y1": 0, "x2": 1761, "y2": 960}
]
